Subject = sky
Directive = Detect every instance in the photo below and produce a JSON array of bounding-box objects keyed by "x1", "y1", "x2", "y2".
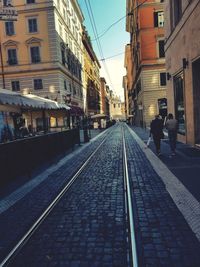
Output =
[{"x1": 78, "y1": 0, "x2": 129, "y2": 101}]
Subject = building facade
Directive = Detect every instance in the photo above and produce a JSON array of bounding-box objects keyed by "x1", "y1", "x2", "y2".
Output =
[
  {"x1": 100, "y1": 77, "x2": 110, "y2": 117},
  {"x1": 0, "y1": 0, "x2": 84, "y2": 123},
  {"x1": 126, "y1": 0, "x2": 167, "y2": 127},
  {"x1": 123, "y1": 44, "x2": 133, "y2": 122},
  {"x1": 82, "y1": 28, "x2": 101, "y2": 117},
  {"x1": 110, "y1": 94, "x2": 125, "y2": 121},
  {"x1": 165, "y1": 0, "x2": 200, "y2": 146}
]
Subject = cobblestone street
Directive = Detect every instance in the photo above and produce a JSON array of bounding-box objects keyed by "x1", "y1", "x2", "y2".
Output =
[{"x1": 0, "y1": 124, "x2": 200, "y2": 267}]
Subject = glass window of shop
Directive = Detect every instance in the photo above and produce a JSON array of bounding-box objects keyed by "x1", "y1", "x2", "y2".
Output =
[{"x1": 174, "y1": 72, "x2": 185, "y2": 135}]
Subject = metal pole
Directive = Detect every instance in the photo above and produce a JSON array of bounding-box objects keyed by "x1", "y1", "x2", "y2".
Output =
[{"x1": 0, "y1": 42, "x2": 6, "y2": 88}]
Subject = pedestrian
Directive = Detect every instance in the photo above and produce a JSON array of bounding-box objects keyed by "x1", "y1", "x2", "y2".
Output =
[
  {"x1": 165, "y1": 113, "x2": 178, "y2": 156},
  {"x1": 150, "y1": 115, "x2": 164, "y2": 155}
]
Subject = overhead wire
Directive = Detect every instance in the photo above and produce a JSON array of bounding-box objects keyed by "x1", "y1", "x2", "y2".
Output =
[
  {"x1": 99, "y1": 52, "x2": 125, "y2": 61},
  {"x1": 91, "y1": 0, "x2": 148, "y2": 42},
  {"x1": 84, "y1": 0, "x2": 115, "y2": 90},
  {"x1": 83, "y1": 0, "x2": 149, "y2": 92}
]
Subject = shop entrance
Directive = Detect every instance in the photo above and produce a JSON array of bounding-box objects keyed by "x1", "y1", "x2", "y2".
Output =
[{"x1": 192, "y1": 58, "x2": 200, "y2": 144}]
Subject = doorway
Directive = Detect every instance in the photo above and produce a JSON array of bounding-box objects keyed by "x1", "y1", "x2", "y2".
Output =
[{"x1": 192, "y1": 58, "x2": 200, "y2": 144}]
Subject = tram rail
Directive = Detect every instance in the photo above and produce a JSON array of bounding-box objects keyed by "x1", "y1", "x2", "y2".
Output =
[
  {"x1": 122, "y1": 125, "x2": 138, "y2": 267},
  {"x1": 0, "y1": 123, "x2": 139, "y2": 267}
]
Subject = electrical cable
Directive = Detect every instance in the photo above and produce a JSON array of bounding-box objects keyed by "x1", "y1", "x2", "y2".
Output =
[
  {"x1": 84, "y1": 0, "x2": 115, "y2": 90},
  {"x1": 99, "y1": 52, "x2": 125, "y2": 61},
  {"x1": 91, "y1": 0, "x2": 148, "y2": 42}
]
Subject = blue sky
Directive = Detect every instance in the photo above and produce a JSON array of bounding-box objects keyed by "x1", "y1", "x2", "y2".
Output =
[{"x1": 78, "y1": 0, "x2": 129, "y2": 100}]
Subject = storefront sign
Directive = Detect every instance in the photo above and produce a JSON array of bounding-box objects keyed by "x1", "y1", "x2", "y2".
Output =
[
  {"x1": 0, "y1": 1, "x2": 18, "y2": 21},
  {"x1": 0, "y1": 8, "x2": 17, "y2": 20}
]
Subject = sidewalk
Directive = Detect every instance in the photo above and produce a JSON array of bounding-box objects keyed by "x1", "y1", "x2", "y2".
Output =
[{"x1": 130, "y1": 126, "x2": 200, "y2": 202}]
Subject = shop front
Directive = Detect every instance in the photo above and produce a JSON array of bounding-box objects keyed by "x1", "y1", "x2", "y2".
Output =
[{"x1": 0, "y1": 89, "x2": 70, "y2": 143}]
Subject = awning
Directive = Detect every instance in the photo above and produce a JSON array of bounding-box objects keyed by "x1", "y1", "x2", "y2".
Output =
[
  {"x1": 25, "y1": 94, "x2": 70, "y2": 110},
  {"x1": 0, "y1": 89, "x2": 70, "y2": 110},
  {"x1": 91, "y1": 114, "x2": 107, "y2": 119},
  {"x1": 69, "y1": 105, "x2": 84, "y2": 116}
]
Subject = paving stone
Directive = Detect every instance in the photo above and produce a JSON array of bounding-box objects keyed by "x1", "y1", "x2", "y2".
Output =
[{"x1": 1, "y1": 125, "x2": 200, "y2": 267}]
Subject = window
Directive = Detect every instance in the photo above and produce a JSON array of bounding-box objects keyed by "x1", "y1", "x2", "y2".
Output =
[
  {"x1": 26, "y1": 0, "x2": 35, "y2": 3},
  {"x1": 174, "y1": 0, "x2": 182, "y2": 26},
  {"x1": 158, "y1": 40, "x2": 165, "y2": 58},
  {"x1": 11, "y1": 81, "x2": 20, "y2": 91},
  {"x1": 36, "y1": 117, "x2": 49, "y2": 131},
  {"x1": 158, "y1": 98, "x2": 167, "y2": 119},
  {"x1": 5, "y1": 21, "x2": 14, "y2": 35},
  {"x1": 59, "y1": 24, "x2": 63, "y2": 38},
  {"x1": 3, "y1": 0, "x2": 12, "y2": 6},
  {"x1": 30, "y1": 46, "x2": 40, "y2": 63},
  {"x1": 63, "y1": 8, "x2": 66, "y2": 20},
  {"x1": 57, "y1": 0, "x2": 60, "y2": 10},
  {"x1": 28, "y1": 18, "x2": 37, "y2": 33},
  {"x1": 174, "y1": 73, "x2": 185, "y2": 135},
  {"x1": 34, "y1": 79, "x2": 43, "y2": 90},
  {"x1": 64, "y1": 80, "x2": 67, "y2": 90},
  {"x1": 160, "y1": 73, "x2": 166, "y2": 86},
  {"x1": 73, "y1": 86, "x2": 76, "y2": 95},
  {"x1": 7, "y1": 49, "x2": 18, "y2": 65},
  {"x1": 61, "y1": 48, "x2": 65, "y2": 65},
  {"x1": 154, "y1": 11, "x2": 164, "y2": 27}
]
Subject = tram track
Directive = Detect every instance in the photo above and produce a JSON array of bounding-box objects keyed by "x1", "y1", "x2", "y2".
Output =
[
  {"x1": 0, "y1": 128, "x2": 114, "y2": 267},
  {"x1": 0, "y1": 124, "x2": 139, "y2": 267},
  {"x1": 122, "y1": 125, "x2": 138, "y2": 267}
]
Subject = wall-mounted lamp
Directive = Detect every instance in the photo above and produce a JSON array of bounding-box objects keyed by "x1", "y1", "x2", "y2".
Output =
[
  {"x1": 128, "y1": 12, "x2": 133, "y2": 16},
  {"x1": 182, "y1": 58, "x2": 189, "y2": 69},
  {"x1": 167, "y1": 72, "x2": 171, "y2": 80}
]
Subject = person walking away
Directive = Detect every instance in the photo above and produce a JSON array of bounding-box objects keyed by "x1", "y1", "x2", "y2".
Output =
[
  {"x1": 165, "y1": 113, "x2": 178, "y2": 156},
  {"x1": 150, "y1": 115, "x2": 164, "y2": 155}
]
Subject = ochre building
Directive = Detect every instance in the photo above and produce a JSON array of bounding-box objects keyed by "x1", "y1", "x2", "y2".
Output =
[{"x1": 0, "y1": 0, "x2": 84, "y2": 124}]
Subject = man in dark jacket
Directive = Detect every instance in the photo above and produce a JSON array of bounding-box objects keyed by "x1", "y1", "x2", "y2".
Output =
[{"x1": 150, "y1": 115, "x2": 164, "y2": 155}]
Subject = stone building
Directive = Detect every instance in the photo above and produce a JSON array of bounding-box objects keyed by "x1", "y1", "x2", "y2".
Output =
[
  {"x1": 110, "y1": 94, "x2": 125, "y2": 121},
  {"x1": 126, "y1": 0, "x2": 167, "y2": 127},
  {"x1": 0, "y1": 0, "x2": 84, "y2": 128},
  {"x1": 165, "y1": 0, "x2": 200, "y2": 146}
]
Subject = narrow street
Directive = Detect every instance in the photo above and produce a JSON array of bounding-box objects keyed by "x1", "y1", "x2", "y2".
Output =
[
  {"x1": 0, "y1": 123, "x2": 200, "y2": 267},
  {"x1": 0, "y1": 1, "x2": 200, "y2": 266}
]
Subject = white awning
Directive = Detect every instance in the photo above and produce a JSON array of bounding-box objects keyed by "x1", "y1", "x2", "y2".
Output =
[
  {"x1": 0, "y1": 89, "x2": 70, "y2": 110},
  {"x1": 91, "y1": 114, "x2": 107, "y2": 119},
  {"x1": 25, "y1": 94, "x2": 70, "y2": 110}
]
